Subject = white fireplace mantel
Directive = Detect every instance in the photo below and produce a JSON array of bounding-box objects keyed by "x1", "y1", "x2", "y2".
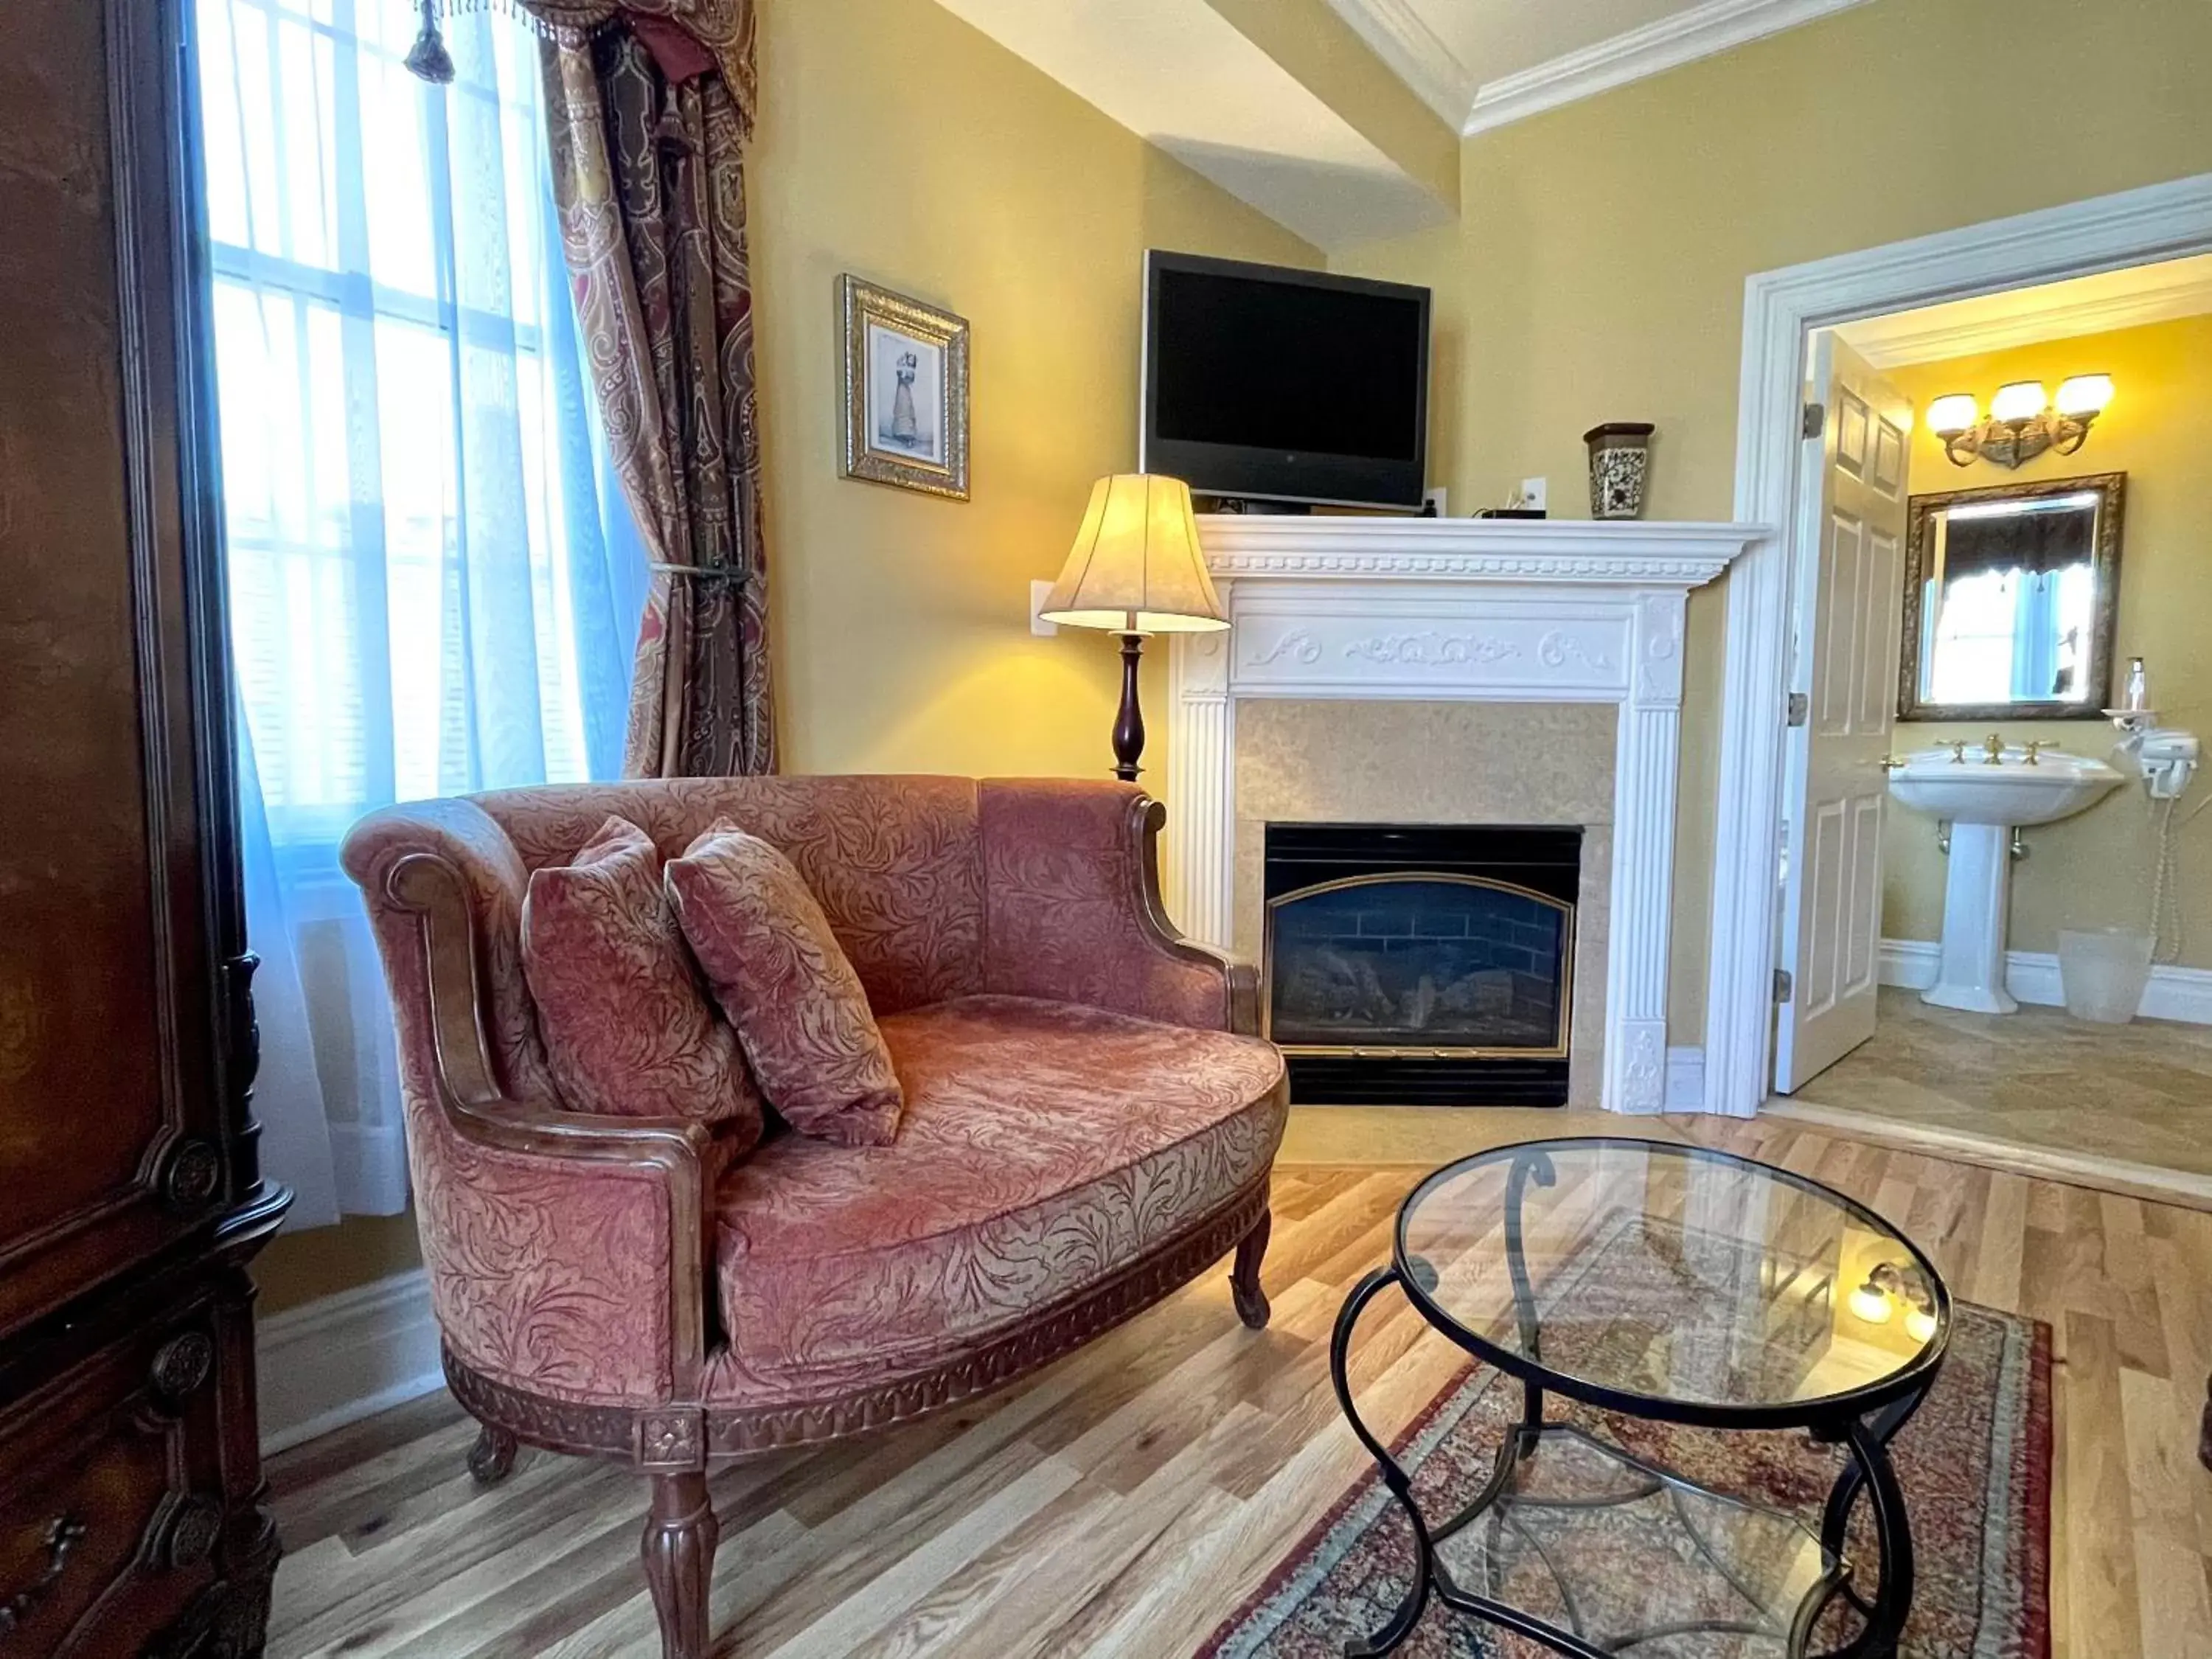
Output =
[{"x1": 1165, "y1": 515, "x2": 1767, "y2": 1114}]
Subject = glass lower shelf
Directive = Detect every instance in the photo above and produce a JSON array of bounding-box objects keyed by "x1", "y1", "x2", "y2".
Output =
[{"x1": 1431, "y1": 1424, "x2": 1846, "y2": 1657}]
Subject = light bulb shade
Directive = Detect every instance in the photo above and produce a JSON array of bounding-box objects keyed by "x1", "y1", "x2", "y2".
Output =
[
  {"x1": 1847, "y1": 1282, "x2": 1894, "y2": 1325},
  {"x1": 1040, "y1": 474, "x2": 1228, "y2": 635},
  {"x1": 1926, "y1": 394, "x2": 1980, "y2": 437},
  {"x1": 1903, "y1": 1306, "x2": 1938, "y2": 1344},
  {"x1": 2055, "y1": 373, "x2": 2113, "y2": 417},
  {"x1": 1989, "y1": 380, "x2": 2049, "y2": 423}
]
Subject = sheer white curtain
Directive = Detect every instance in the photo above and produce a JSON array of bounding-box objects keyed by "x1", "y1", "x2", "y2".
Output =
[{"x1": 195, "y1": 0, "x2": 649, "y2": 1228}]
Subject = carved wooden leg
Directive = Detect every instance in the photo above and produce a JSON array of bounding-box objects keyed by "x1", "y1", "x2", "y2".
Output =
[
  {"x1": 2200, "y1": 1374, "x2": 2212, "y2": 1472},
  {"x1": 192, "y1": 1512, "x2": 280, "y2": 1659},
  {"x1": 467, "y1": 1423, "x2": 518, "y2": 1486},
  {"x1": 1231, "y1": 1207, "x2": 1272, "y2": 1329},
  {"x1": 641, "y1": 1472, "x2": 719, "y2": 1659}
]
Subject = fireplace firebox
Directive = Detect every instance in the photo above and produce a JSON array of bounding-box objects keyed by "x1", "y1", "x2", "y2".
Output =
[{"x1": 1263, "y1": 823, "x2": 1582, "y2": 1106}]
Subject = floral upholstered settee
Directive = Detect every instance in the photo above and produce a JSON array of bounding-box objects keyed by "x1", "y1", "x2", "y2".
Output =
[{"x1": 339, "y1": 775, "x2": 1286, "y2": 1659}]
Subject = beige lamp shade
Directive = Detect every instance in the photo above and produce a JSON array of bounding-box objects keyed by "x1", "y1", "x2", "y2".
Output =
[
  {"x1": 1925, "y1": 394, "x2": 1979, "y2": 437},
  {"x1": 1040, "y1": 474, "x2": 1228, "y2": 635},
  {"x1": 2055, "y1": 373, "x2": 2114, "y2": 417},
  {"x1": 1989, "y1": 380, "x2": 2049, "y2": 423}
]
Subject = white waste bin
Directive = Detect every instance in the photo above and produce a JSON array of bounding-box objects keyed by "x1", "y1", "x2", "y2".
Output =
[{"x1": 2056, "y1": 928, "x2": 2154, "y2": 1024}]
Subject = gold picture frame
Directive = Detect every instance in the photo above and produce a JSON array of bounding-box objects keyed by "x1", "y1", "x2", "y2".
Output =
[{"x1": 837, "y1": 274, "x2": 970, "y2": 500}]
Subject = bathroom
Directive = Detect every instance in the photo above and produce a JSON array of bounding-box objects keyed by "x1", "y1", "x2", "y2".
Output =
[{"x1": 1767, "y1": 257, "x2": 2212, "y2": 1200}]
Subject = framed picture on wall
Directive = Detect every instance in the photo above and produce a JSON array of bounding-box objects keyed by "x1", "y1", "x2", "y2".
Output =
[{"x1": 838, "y1": 274, "x2": 970, "y2": 500}]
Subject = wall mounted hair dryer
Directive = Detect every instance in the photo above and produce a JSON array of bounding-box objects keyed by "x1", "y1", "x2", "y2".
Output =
[{"x1": 2135, "y1": 728, "x2": 2200, "y2": 800}]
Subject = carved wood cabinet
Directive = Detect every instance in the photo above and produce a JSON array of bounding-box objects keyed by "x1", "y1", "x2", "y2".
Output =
[{"x1": 0, "y1": 1, "x2": 290, "y2": 1654}]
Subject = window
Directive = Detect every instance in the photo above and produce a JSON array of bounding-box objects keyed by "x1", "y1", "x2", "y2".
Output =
[{"x1": 197, "y1": 0, "x2": 645, "y2": 875}]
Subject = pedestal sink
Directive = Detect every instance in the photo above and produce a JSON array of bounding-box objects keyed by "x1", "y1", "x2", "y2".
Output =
[{"x1": 1888, "y1": 745, "x2": 2123, "y2": 1012}]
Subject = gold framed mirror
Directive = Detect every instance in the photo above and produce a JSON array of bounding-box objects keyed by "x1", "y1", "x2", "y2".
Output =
[{"x1": 1897, "y1": 470, "x2": 2126, "y2": 723}]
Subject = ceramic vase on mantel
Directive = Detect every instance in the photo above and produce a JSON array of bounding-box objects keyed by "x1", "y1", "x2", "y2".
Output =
[{"x1": 1584, "y1": 422, "x2": 1655, "y2": 519}]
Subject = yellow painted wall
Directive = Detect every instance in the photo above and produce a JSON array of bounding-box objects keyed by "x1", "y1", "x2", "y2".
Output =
[
  {"x1": 254, "y1": 1211, "x2": 423, "y2": 1316},
  {"x1": 255, "y1": 0, "x2": 1318, "y2": 1309},
  {"x1": 754, "y1": 0, "x2": 1317, "y2": 782},
  {"x1": 1329, "y1": 0, "x2": 2212, "y2": 1038},
  {"x1": 1882, "y1": 315, "x2": 2212, "y2": 964}
]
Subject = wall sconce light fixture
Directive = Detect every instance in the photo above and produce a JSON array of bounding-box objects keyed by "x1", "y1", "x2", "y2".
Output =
[
  {"x1": 1848, "y1": 1260, "x2": 1940, "y2": 1344},
  {"x1": 1927, "y1": 374, "x2": 2112, "y2": 469}
]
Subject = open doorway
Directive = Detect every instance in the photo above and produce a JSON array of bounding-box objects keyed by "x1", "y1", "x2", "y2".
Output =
[{"x1": 1763, "y1": 257, "x2": 2212, "y2": 1200}]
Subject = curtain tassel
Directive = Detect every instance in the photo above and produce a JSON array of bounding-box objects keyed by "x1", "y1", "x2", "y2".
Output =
[
  {"x1": 653, "y1": 105, "x2": 695, "y2": 159},
  {"x1": 405, "y1": 0, "x2": 456, "y2": 84}
]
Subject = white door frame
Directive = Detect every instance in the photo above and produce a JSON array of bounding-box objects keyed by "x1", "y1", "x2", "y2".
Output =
[{"x1": 1700, "y1": 172, "x2": 2212, "y2": 1119}]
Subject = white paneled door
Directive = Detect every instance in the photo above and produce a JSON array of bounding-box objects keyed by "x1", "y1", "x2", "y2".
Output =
[{"x1": 1773, "y1": 334, "x2": 1910, "y2": 1093}]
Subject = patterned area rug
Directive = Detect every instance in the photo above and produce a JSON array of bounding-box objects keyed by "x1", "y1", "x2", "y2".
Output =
[{"x1": 1202, "y1": 1304, "x2": 2049, "y2": 1658}]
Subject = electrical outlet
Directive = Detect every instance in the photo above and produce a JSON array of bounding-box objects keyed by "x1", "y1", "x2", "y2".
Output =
[
  {"x1": 1029, "y1": 579, "x2": 1059, "y2": 637},
  {"x1": 1422, "y1": 486, "x2": 1448, "y2": 518},
  {"x1": 1519, "y1": 476, "x2": 1548, "y2": 512}
]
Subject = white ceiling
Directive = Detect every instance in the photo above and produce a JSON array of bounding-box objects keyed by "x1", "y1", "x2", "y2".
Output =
[
  {"x1": 931, "y1": 0, "x2": 1450, "y2": 249},
  {"x1": 1835, "y1": 254, "x2": 2212, "y2": 369},
  {"x1": 934, "y1": 0, "x2": 1878, "y2": 248},
  {"x1": 1326, "y1": 0, "x2": 1875, "y2": 133}
]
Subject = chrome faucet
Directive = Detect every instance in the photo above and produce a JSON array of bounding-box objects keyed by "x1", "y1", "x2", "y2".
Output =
[{"x1": 1983, "y1": 733, "x2": 2006, "y2": 765}]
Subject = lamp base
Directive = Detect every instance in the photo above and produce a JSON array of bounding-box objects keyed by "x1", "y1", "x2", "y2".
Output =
[{"x1": 1111, "y1": 632, "x2": 1146, "y2": 783}]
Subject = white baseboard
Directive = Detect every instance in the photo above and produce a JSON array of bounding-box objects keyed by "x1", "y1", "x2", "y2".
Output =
[
  {"x1": 1664, "y1": 1046, "x2": 1706, "y2": 1112},
  {"x1": 257, "y1": 1268, "x2": 443, "y2": 1455},
  {"x1": 1879, "y1": 937, "x2": 2212, "y2": 1026}
]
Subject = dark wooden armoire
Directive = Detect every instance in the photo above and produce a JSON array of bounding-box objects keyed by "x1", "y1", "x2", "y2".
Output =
[{"x1": 0, "y1": 1, "x2": 290, "y2": 1654}]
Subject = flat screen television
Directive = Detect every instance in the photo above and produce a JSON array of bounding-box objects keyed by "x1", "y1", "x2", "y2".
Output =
[{"x1": 1141, "y1": 251, "x2": 1430, "y2": 511}]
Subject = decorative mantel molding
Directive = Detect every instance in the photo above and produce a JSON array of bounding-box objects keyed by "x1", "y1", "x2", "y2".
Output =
[
  {"x1": 1188, "y1": 516, "x2": 1747, "y2": 584},
  {"x1": 1166, "y1": 515, "x2": 1766, "y2": 1114}
]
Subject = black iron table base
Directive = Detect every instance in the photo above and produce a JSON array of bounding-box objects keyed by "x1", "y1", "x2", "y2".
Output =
[
  {"x1": 1330, "y1": 1265, "x2": 1924, "y2": 1658},
  {"x1": 1324, "y1": 1140, "x2": 1949, "y2": 1659}
]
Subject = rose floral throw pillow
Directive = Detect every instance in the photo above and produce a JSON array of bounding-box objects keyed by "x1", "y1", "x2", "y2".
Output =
[
  {"x1": 521, "y1": 815, "x2": 762, "y2": 1146},
  {"x1": 666, "y1": 822, "x2": 904, "y2": 1147}
]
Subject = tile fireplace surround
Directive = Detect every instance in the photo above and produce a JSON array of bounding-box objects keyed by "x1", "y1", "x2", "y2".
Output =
[{"x1": 1165, "y1": 515, "x2": 1763, "y2": 1113}]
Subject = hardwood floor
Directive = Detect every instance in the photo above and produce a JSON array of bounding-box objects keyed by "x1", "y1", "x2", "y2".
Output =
[{"x1": 264, "y1": 1113, "x2": 2212, "y2": 1658}]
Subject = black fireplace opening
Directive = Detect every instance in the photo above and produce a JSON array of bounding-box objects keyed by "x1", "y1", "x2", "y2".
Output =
[{"x1": 1264, "y1": 822, "x2": 1582, "y2": 1107}]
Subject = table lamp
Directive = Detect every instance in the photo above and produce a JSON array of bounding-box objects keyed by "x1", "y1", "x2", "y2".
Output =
[{"x1": 1040, "y1": 474, "x2": 1228, "y2": 781}]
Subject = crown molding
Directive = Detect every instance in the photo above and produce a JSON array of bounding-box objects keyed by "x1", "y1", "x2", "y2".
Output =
[
  {"x1": 1461, "y1": 0, "x2": 1874, "y2": 136},
  {"x1": 1320, "y1": 0, "x2": 1474, "y2": 127},
  {"x1": 1840, "y1": 261, "x2": 2212, "y2": 368}
]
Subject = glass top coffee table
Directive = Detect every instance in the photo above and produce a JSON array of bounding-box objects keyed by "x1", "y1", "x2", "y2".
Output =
[{"x1": 1330, "y1": 1137, "x2": 1950, "y2": 1658}]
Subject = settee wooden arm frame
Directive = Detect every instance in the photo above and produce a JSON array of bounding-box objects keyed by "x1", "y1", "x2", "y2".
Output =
[
  {"x1": 386, "y1": 850, "x2": 723, "y2": 1410},
  {"x1": 1125, "y1": 795, "x2": 1263, "y2": 1037}
]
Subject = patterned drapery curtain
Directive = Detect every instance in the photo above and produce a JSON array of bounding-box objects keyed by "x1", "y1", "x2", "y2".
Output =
[{"x1": 413, "y1": 0, "x2": 775, "y2": 776}]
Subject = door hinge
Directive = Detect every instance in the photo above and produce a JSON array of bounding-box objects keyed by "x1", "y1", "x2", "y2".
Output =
[
  {"x1": 1774, "y1": 967, "x2": 1795, "y2": 1003},
  {"x1": 1786, "y1": 690, "x2": 1809, "y2": 726},
  {"x1": 1802, "y1": 401, "x2": 1826, "y2": 439}
]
